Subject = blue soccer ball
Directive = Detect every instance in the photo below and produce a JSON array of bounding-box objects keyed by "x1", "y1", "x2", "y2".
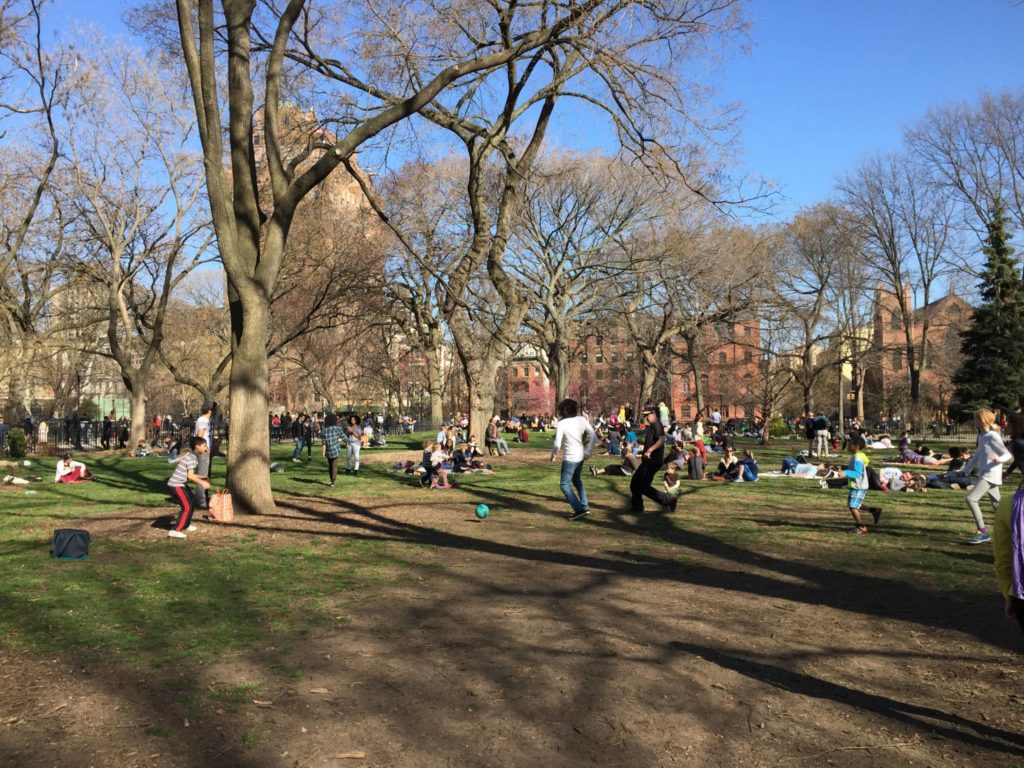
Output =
[{"x1": 475, "y1": 504, "x2": 490, "y2": 519}]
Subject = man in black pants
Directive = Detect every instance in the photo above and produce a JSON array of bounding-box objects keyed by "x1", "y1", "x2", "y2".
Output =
[{"x1": 630, "y1": 408, "x2": 677, "y2": 513}]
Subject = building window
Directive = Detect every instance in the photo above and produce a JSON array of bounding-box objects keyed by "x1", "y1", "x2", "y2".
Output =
[
  {"x1": 681, "y1": 405, "x2": 691, "y2": 418},
  {"x1": 513, "y1": 367, "x2": 519, "y2": 378},
  {"x1": 891, "y1": 349, "x2": 902, "y2": 369},
  {"x1": 680, "y1": 379, "x2": 690, "y2": 396},
  {"x1": 743, "y1": 373, "x2": 753, "y2": 393},
  {"x1": 595, "y1": 351, "x2": 604, "y2": 364},
  {"x1": 533, "y1": 366, "x2": 540, "y2": 377},
  {"x1": 596, "y1": 335, "x2": 604, "y2": 347},
  {"x1": 890, "y1": 311, "x2": 900, "y2": 331},
  {"x1": 744, "y1": 325, "x2": 752, "y2": 337},
  {"x1": 595, "y1": 369, "x2": 604, "y2": 381},
  {"x1": 744, "y1": 350, "x2": 752, "y2": 363},
  {"x1": 581, "y1": 352, "x2": 588, "y2": 363},
  {"x1": 611, "y1": 351, "x2": 619, "y2": 363},
  {"x1": 719, "y1": 352, "x2": 727, "y2": 365}
]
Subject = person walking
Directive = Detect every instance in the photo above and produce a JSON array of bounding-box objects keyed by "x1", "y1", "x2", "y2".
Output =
[
  {"x1": 843, "y1": 435, "x2": 882, "y2": 535},
  {"x1": 629, "y1": 408, "x2": 677, "y2": 514},
  {"x1": 962, "y1": 408, "x2": 1013, "y2": 545},
  {"x1": 813, "y1": 412, "x2": 831, "y2": 459},
  {"x1": 345, "y1": 414, "x2": 362, "y2": 476},
  {"x1": 658, "y1": 401, "x2": 670, "y2": 428},
  {"x1": 291, "y1": 412, "x2": 306, "y2": 462},
  {"x1": 321, "y1": 413, "x2": 345, "y2": 486},
  {"x1": 550, "y1": 399, "x2": 596, "y2": 521},
  {"x1": 192, "y1": 403, "x2": 213, "y2": 510}
]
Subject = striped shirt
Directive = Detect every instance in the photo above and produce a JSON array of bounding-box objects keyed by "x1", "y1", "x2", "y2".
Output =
[
  {"x1": 322, "y1": 425, "x2": 345, "y2": 459},
  {"x1": 168, "y1": 452, "x2": 198, "y2": 487}
]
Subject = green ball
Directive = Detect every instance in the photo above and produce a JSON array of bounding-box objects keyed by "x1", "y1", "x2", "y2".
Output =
[{"x1": 475, "y1": 504, "x2": 490, "y2": 519}]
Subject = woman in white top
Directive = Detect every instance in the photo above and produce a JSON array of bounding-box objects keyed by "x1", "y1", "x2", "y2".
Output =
[
  {"x1": 962, "y1": 408, "x2": 1013, "y2": 545},
  {"x1": 54, "y1": 453, "x2": 90, "y2": 483}
]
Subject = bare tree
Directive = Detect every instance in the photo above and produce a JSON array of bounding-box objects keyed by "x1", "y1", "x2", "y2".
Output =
[
  {"x1": 511, "y1": 153, "x2": 661, "y2": 406},
  {"x1": 63, "y1": 43, "x2": 213, "y2": 448},
  {"x1": 773, "y1": 204, "x2": 850, "y2": 414},
  {"x1": 169, "y1": 0, "x2": 715, "y2": 514},
  {"x1": 908, "y1": 90, "x2": 1024, "y2": 240},
  {"x1": 839, "y1": 154, "x2": 957, "y2": 415},
  {"x1": 0, "y1": 0, "x2": 78, "y2": 415}
]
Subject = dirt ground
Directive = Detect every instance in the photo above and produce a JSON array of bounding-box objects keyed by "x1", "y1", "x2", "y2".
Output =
[{"x1": 2, "y1": 456, "x2": 1022, "y2": 768}]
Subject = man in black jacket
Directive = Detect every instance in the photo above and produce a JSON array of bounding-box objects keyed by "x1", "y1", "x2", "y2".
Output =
[{"x1": 629, "y1": 409, "x2": 677, "y2": 514}]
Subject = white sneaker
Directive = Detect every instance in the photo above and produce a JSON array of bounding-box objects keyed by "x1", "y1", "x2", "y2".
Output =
[
  {"x1": 167, "y1": 530, "x2": 187, "y2": 539},
  {"x1": 292, "y1": 458, "x2": 302, "y2": 463},
  {"x1": 186, "y1": 525, "x2": 198, "y2": 532}
]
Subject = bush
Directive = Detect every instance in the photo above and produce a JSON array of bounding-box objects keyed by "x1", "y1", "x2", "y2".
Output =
[
  {"x1": 768, "y1": 414, "x2": 789, "y2": 438},
  {"x1": 6, "y1": 427, "x2": 27, "y2": 458}
]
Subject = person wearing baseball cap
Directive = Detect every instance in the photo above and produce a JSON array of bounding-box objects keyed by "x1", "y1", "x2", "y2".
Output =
[{"x1": 630, "y1": 407, "x2": 677, "y2": 514}]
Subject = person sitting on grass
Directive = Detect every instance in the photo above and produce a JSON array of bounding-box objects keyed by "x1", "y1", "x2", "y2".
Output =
[
  {"x1": 467, "y1": 435, "x2": 486, "y2": 459},
  {"x1": 602, "y1": 427, "x2": 623, "y2": 457},
  {"x1": 737, "y1": 449, "x2": 759, "y2": 482},
  {"x1": 453, "y1": 442, "x2": 472, "y2": 473},
  {"x1": 710, "y1": 446, "x2": 741, "y2": 481},
  {"x1": 686, "y1": 446, "x2": 706, "y2": 480},
  {"x1": 54, "y1": 453, "x2": 92, "y2": 483},
  {"x1": 843, "y1": 435, "x2": 882, "y2": 535},
  {"x1": 429, "y1": 442, "x2": 455, "y2": 489},
  {"x1": 135, "y1": 438, "x2": 150, "y2": 457},
  {"x1": 664, "y1": 463, "x2": 681, "y2": 496}
]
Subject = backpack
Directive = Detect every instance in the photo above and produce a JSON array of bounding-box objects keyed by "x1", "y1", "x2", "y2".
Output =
[{"x1": 51, "y1": 529, "x2": 89, "y2": 560}]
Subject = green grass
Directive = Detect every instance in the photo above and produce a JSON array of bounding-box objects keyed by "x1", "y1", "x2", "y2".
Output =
[{"x1": 0, "y1": 435, "x2": 1001, "y2": 675}]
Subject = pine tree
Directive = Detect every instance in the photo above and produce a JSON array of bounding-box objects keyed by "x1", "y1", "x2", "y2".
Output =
[{"x1": 952, "y1": 200, "x2": 1024, "y2": 414}]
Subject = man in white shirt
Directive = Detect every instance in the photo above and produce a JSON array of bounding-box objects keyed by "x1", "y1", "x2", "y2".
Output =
[
  {"x1": 193, "y1": 404, "x2": 213, "y2": 509},
  {"x1": 550, "y1": 399, "x2": 596, "y2": 521}
]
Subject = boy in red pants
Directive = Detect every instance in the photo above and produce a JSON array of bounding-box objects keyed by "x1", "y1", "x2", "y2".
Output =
[{"x1": 167, "y1": 437, "x2": 211, "y2": 539}]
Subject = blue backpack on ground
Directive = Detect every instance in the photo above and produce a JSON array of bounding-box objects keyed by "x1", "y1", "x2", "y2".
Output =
[{"x1": 51, "y1": 529, "x2": 89, "y2": 560}]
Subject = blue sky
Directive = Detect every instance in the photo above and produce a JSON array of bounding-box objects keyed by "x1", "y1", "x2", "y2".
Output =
[{"x1": 57, "y1": 0, "x2": 1024, "y2": 221}]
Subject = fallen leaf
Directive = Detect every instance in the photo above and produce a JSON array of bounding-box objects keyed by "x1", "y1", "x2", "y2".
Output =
[
  {"x1": 334, "y1": 752, "x2": 366, "y2": 759},
  {"x1": 252, "y1": 700, "x2": 274, "y2": 708},
  {"x1": 309, "y1": 687, "x2": 329, "y2": 694},
  {"x1": 300, "y1": 726, "x2": 308, "y2": 734}
]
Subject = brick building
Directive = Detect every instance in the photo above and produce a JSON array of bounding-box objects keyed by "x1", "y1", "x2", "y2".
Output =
[
  {"x1": 866, "y1": 286, "x2": 971, "y2": 419},
  {"x1": 670, "y1": 320, "x2": 763, "y2": 423}
]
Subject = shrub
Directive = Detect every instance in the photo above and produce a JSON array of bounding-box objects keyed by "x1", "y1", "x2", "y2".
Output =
[
  {"x1": 6, "y1": 427, "x2": 28, "y2": 458},
  {"x1": 769, "y1": 414, "x2": 789, "y2": 438}
]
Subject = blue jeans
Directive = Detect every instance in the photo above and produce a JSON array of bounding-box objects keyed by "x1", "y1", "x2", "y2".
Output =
[
  {"x1": 292, "y1": 437, "x2": 305, "y2": 459},
  {"x1": 559, "y1": 460, "x2": 589, "y2": 514},
  {"x1": 496, "y1": 437, "x2": 509, "y2": 455}
]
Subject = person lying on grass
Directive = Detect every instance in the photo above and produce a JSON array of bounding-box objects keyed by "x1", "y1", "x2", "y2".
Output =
[
  {"x1": 590, "y1": 453, "x2": 640, "y2": 477},
  {"x1": 54, "y1": 454, "x2": 92, "y2": 483}
]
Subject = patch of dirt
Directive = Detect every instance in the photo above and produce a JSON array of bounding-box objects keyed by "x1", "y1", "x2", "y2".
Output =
[{"x1": 3, "y1": 482, "x2": 1023, "y2": 767}]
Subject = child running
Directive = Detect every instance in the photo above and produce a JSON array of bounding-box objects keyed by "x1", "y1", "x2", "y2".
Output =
[
  {"x1": 962, "y1": 408, "x2": 1014, "y2": 544},
  {"x1": 843, "y1": 435, "x2": 882, "y2": 535},
  {"x1": 166, "y1": 437, "x2": 210, "y2": 539}
]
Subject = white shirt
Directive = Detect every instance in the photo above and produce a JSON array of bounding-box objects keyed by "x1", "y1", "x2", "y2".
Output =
[
  {"x1": 194, "y1": 415, "x2": 210, "y2": 438},
  {"x1": 963, "y1": 430, "x2": 1012, "y2": 485},
  {"x1": 550, "y1": 415, "x2": 596, "y2": 463},
  {"x1": 436, "y1": 430, "x2": 447, "y2": 445},
  {"x1": 55, "y1": 460, "x2": 86, "y2": 482}
]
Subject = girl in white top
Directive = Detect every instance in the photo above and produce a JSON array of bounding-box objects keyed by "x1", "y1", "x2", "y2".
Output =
[
  {"x1": 962, "y1": 408, "x2": 1013, "y2": 544},
  {"x1": 54, "y1": 454, "x2": 89, "y2": 483}
]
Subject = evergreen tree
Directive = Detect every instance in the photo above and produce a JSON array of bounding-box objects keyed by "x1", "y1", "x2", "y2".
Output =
[{"x1": 953, "y1": 200, "x2": 1024, "y2": 414}]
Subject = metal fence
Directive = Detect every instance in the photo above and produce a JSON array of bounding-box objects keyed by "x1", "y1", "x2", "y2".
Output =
[{"x1": 0, "y1": 420, "x2": 229, "y2": 456}]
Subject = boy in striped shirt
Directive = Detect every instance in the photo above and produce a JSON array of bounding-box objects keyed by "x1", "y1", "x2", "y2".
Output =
[{"x1": 167, "y1": 437, "x2": 211, "y2": 539}]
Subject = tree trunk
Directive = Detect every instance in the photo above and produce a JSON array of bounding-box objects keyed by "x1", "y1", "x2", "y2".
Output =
[
  {"x1": 128, "y1": 382, "x2": 148, "y2": 450},
  {"x1": 227, "y1": 299, "x2": 275, "y2": 515},
  {"x1": 427, "y1": 345, "x2": 444, "y2": 426},
  {"x1": 550, "y1": 340, "x2": 570, "y2": 406},
  {"x1": 466, "y1": 355, "x2": 503, "y2": 444},
  {"x1": 638, "y1": 358, "x2": 658, "y2": 412}
]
